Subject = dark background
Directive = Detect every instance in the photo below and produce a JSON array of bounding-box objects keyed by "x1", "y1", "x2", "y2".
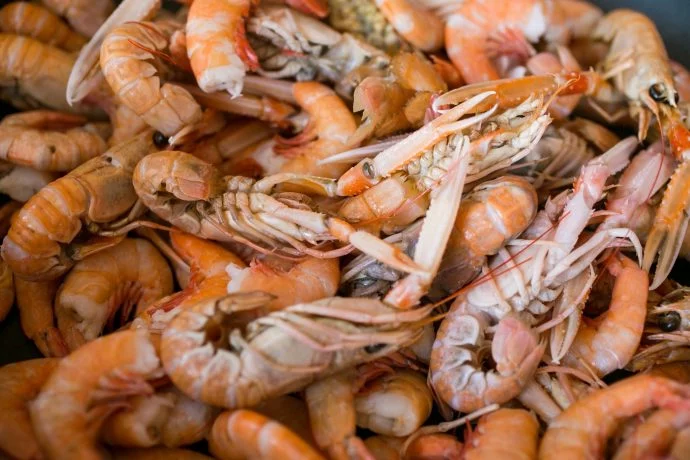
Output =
[{"x1": 0, "y1": 0, "x2": 689, "y2": 364}]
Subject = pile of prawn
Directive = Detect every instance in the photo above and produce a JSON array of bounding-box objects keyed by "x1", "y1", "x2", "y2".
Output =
[{"x1": 2, "y1": 0, "x2": 690, "y2": 458}]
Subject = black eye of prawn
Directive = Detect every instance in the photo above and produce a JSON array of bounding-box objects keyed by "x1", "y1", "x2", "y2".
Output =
[
  {"x1": 362, "y1": 160, "x2": 376, "y2": 180},
  {"x1": 658, "y1": 311, "x2": 682, "y2": 332},
  {"x1": 153, "y1": 131, "x2": 168, "y2": 148},
  {"x1": 649, "y1": 83, "x2": 668, "y2": 103},
  {"x1": 675, "y1": 92, "x2": 681, "y2": 104},
  {"x1": 364, "y1": 343, "x2": 386, "y2": 354}
]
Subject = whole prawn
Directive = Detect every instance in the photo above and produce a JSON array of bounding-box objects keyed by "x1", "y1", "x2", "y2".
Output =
[
  {"x1": 0, "y1": 358, "x2": 59, "y2": 460},
  {"x1": 160, "y1": 293, "x2": 429, "y2": 409},
  {"x1": 429, "y1": 138, "x2": 641, "y2": 412},
  {"x1": 55, "y1": 238, "x2": 174, "y2": 350},
  {"x1": 1, "y1": 130, "x2": 161, "y2": 280},
  {"x1": 0, "y1": 2, "x2": 86, "y2": 51},
  {"x1": 30, "y1": 330, "x2": 161, "y2": 460},
  {"x1": 100, "y1": 21, "x2": 202, "y2": 144}
]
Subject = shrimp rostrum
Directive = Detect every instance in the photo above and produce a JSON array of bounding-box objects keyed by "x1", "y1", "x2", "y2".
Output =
[
  {"x1": 133, "y1": 150, "x2": 422, "y2": 277},
  {"x1": 160, "y1": 292, "x2": 431, "y2": 409},
  {"x1": 1, "y1": 130, "x2": 163, "y2": 281}
]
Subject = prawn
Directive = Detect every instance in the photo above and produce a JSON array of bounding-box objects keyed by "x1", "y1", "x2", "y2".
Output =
[
  {"x1": 40, "y1": 0, "x2": 114, "y2": 37},
  {"x1": 0, "y1": 161, "x2": 58, "y2": 202},
  {"x1": 0, "y1": 358, "x2": 59, "y2": 460},
  {"x1": 464, "y1": 408, "x2": 539, "y2": 460},
  {"x1": 0, "y1": 110, "x2": 109, "y2": 171},
  {"x1": 364, "y1": 434, "x2": 464, "y2": 460},
  {"x1": 275, "y1": 82, "x2": 358, "y2": 178},
  {"x1": 562, "y1": 253, "x2": 648, "y2": 377},
  {"x1": 613, "y1": 408, "x2": 690, "y2": 460},
  {"x1": 100, "y1": 21, "x2": 203, "y2": 144},
  {"x1": 445, "y1": 0, "x2": 601, "y2": 83},
  {"x1": 30, "y1": 330, "x2": 161, "y2": 460},
  {"x1": 0, "y1": 2, "x2": 86, "y2": 51},
  {"x1": 429, "y1": 139, "x2": 641, "y2": 412},
  {"x1": 208, "y1": 410, "x2": 325, "y2": 460},
  {"x1": 160, "y1": 293, "x2": 429, "y2": 409},
  {"x1": 55, "y1": 238, "x2": 174, "y2": 350},
  {"x1": 1, "y1": 130, "x2": 162, "y2": 280},
  {"x1": 539, "y1": 375, "x2": 690, "y2": 459},
  {"x1": 15, "y1": 278, "x2": 69, "y2": 357}
]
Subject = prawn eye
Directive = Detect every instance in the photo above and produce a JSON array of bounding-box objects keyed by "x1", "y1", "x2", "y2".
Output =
[
  {"x1": 675, "y1": 92, "x2": 681, "y2": 104},
  {"x1": 658, "y1": 311, "x2": 682, "y2": 332},
  {"x1": 362, "y1": 160, "x2": 376, "y2": 180},
  {"x1": 153, "y1": 131, "x2": 168, "y2": 148},
  {"x1": 649, "y1": 83, "x2": 668, "y2": 102},
  {"x1": 365, "y1": 343, "x2": 386, "y2": 354}
]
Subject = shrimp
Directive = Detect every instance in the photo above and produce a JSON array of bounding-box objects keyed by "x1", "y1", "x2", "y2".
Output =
[
  {"x1": 562, "y1": 254, "x2": 648, "y2": 377},
  {"x1": 100, "y1": 21, "x2": 202, "y2": 144},
  {"x1": 429, "y1": 139, "x2": 641, "y2": 412},
  {"x1": 0, "y1": 34, "x2": 103, "y2": 116},
  {"x1": 305, "y1": 370, "x2": 374, "y2": 460},
  {"x1": 374, "y1": 0, "x2": 445, "y2": 52},
  {"x1": 435, "y1": 175, "x2": 538, "y2": 295},
  {"x1": 133, "y1": 150, "x2": 421, "y2": 276},
  {"x1": 445, "y1": 0, "x2": 601, "y2": 83},
  {"x1": 160, "y1": 293, "x2": 429, "y2": 409},
  {"x1": 40, "y1": 0, "x2": 114, "y2": 37},
  {"x1": 0, "y1": 161, "x2": 58, "y2": 202},
  {"x1": 0, "y1": 2, "x2": 86, "y2": 51},
  {"x1": 0, "y1": 358, "x2": 59, "y2": 460},
  {"x1": 539, "y1": 375, "x2": 690, "y2": 459},
  {"x1": 589, "y1": 10, "x2": 690, "y2": 288},
  {"x1": 55, "y1": 238, "x2": 174, "y2": 350},
  {"x1": 1, "y1": 130, "x2": 161, "y2": 280},
  {"x1": 0, "y1": 110, "x2": 109, "y2": 171},
  {"x1": 275, "y1": 82, "x2": 357, "y2": 178},
  {"x1": 185, "y1": 0, "x2": 259, "y2": 98},
  {"x1": 29, "y1": 330, "x2": 161, "y2": 460},
  {"x1": 355, "y1": 370, "x2": 433, "y2": 437},
  {"x1": 364, "y1": 434, "x2": 464, "y2": 460},
  {"x1": 208, "y1": 410, "x2": 326, "y2": 460},
  {"x1": 15, "y1": 278, "x2": 69, "y2": 357},
  {"x1": 464, "y1": 408, "x2": 539, "y2": 460}
]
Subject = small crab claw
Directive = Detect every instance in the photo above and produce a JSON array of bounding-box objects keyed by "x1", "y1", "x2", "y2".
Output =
[
  {"x1": 336, "y1": 91, "x2": 498, "y2": 196},
  {"x1": 67, "y1": 0, "x2": 162, "y2": 104},
  {"x1": 643, "y1": 159, "x2": 690, "y2": 290}
]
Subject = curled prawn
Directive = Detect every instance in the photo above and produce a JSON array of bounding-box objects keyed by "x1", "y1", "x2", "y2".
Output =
[
  {"x1": 374, "y1": 0, "x2": 444, "y2": 52},
  {"x1": 55, "y1": 238, "x2": 174, "y2": 350},
  {"x1": 275, "y1": 82, "x2": 357, "y2": 178},
  {"x1": 0, "y1": 2, "x2": 86, "y2": 51},
  {"x1": 209, "y1": 410, "x2": 325, "y2": 460},
  {"x1": 100, "y1": 21, "x2": 202, "y2": 144},
  {"x1": 30, "y1": 330, "x2": 161, "y2": 460},
  {"x1": 0, "y1": 110, "x2": 109, "y2": 171},
  {"x1": 1, "y1": 131, "x2": 160, "y2": 280},
  {"x1": 562, "y1": 253, "x2": 648, "y2": 377},
  {"x1": 0, "y1": 358, "x2": 59, "y2": 460},
  {"x1": 539, "y1": 374, "x2": 690, "y2": 459}
]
